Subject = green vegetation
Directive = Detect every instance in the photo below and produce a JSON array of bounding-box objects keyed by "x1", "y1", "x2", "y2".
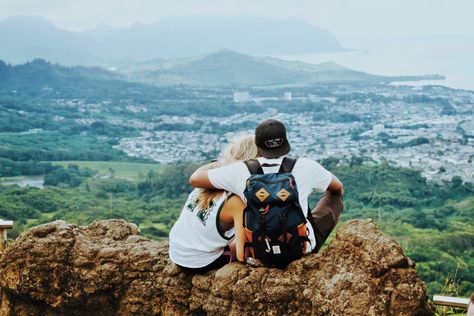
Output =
[
  {"x1": 0, "y1": 158, "x2": 57, "y2": 177},
  {"x1": 0, "y1": 59, "x2": 175, "y2": 99},
  {"x1": 44, "y1": 164, "x2": 95, "y2": 187},
  {"x1": 0, "y1": 132, "x2": 135, "y2": 162},
  {"x1": 388, "y1": 136, "x2": 430, "y2": 149},
  {"x1": 0, "y1": 160, "x2": 472, "y2": 297},
  {"x1": 320, "y1": 159, "x2": 474, "y2": 297},
  {"x1": 0, "y1": 163, "x2": 196, "y2": 240},
  {"x1": 52, "y1": 161, "x2": 163, "y2": 180}
]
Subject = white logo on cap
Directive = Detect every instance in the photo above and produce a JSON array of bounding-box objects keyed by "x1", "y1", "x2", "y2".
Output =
[{"x1": 265, "y1": 138, "x2": 283, "y2": 148}]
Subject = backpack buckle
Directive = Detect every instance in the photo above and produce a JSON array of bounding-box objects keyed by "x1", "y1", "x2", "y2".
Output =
[{"x1": 258, "y1": 205, "x2": 270, "y2": 215}]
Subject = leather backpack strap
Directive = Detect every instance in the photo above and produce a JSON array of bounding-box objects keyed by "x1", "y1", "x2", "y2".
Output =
[
  {"x1": 278, "y1": 157, "x2": 297, "y2": 173},
  {"x1": 244, "y1": 159, "x2": 264, "y2": 175}
]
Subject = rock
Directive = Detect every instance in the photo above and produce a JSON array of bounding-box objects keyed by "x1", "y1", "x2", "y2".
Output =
[{"x1": 0, "y1": 219, "x2": 434, "y2": 315}]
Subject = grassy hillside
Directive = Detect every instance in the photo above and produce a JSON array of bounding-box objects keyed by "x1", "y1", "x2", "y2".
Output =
[{"x1": 0, "y1": 59, "x2": 182, "y2": 100}]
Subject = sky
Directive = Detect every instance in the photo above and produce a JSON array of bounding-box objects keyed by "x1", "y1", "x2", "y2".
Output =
[{"x1": 0, "y1": 0, "x2": 473, "y2": 46}]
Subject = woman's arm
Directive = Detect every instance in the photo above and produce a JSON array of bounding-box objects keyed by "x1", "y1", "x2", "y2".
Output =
[{"x1": 225, "y1": 196, "x2": 246, "y2": 262}]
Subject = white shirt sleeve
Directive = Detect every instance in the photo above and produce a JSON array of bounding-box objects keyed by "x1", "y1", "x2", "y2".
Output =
[
  {"x1": 208, "y1": 162, "x2": 249, "y2": 200},
  {"x1": 297, "y1": 158, "x2": 333, "y2": 192}
]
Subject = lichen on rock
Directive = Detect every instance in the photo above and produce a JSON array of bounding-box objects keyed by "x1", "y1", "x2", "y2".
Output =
[{"x1": 0, "y1": 219, "x2": 434, "y2": 315}]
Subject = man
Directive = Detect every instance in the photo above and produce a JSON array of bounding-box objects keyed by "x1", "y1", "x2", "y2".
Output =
[{"x1": 189, "y1": 119, "x2": 344, "y2": 253}]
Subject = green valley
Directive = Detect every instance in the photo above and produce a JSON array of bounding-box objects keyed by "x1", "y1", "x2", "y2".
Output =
[{"x1": 0, "y1": 55, "x2": 472, "y2": 300}]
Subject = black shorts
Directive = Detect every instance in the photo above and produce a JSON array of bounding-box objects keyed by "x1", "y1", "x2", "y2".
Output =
[{"x1": 177, "y1": 246, "x2": 232, "y2": 274}]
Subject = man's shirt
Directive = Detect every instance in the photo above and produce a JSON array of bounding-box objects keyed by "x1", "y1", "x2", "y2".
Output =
[{"x1": 208, "y1": 156, "x2": 333, "y2": 250}]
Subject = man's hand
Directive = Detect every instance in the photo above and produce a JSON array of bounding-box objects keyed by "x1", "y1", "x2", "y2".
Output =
[{"x1": 188, "y1": 161, "x2": 219, "y2": 188}]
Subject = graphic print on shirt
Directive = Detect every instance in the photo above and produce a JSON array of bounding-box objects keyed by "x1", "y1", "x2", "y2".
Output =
[
  {"x1": 197, "y1": 200, "x2": 215, "y2": 226},
  {"x1": 186, "y1": 199, "x2": 198, "y2": 212},
  {"x1": 186, "y1": 191, "x2": 199, "y2": 212}
]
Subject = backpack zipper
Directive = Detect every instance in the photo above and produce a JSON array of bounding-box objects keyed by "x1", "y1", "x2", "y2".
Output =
[{"x1": 250, "y1": 177, "x2": 292, "y2": 185}]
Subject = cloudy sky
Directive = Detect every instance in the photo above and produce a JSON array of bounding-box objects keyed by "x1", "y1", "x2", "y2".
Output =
[{"x1": 0, "y1": 0, "x2": 473, "y2": 45}]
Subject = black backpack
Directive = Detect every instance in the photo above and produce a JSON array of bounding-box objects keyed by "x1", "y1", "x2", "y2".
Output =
[{"x1": 243, "y1": 157, "x2": 310, "y2": 269}]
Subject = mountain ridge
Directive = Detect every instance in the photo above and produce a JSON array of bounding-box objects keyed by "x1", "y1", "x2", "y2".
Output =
[
  {"x1": 118, "y1": 49, "x2": 444, "y2": 87},
  {"x1": 0, "y1": 50, "x2": 444, "y2": 89},
  {"x1": 0, "y1": 15, "x2": 346, "y2": 65}
]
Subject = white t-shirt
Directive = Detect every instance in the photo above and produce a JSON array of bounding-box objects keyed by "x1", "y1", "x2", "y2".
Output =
[
  {"x1": 169, "y1": 189, "x2": 234, "y2": 268},
  {"x1": 208, "y1": 156, "x2": 333, "y2": 250}
]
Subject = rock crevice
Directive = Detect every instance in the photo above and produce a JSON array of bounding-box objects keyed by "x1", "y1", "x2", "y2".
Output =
[{"x1": 0, "y1": 219, "x2": 434, "y2": 315}]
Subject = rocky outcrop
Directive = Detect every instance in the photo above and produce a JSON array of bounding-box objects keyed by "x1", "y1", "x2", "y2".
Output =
[{"x1": 0, "y1": 219, "x2": 434, "y2": 316}]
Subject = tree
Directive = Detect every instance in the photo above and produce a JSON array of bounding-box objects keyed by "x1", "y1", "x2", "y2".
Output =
[{"x1": 451, "y1": 176, "x2": 463, "y2": 189}]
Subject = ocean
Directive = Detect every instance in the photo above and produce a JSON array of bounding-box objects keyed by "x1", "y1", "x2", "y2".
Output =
[{"x1": 277, "y1": 36, "x2": 474, "y2": 91}]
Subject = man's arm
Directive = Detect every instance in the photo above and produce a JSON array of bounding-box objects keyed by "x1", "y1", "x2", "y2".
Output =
[
  {"x1": 326, "y1": 175, "x2": 344, "y2": 196},
  {"x1": 189, "y1": 161, "x2": 219, "y2": 189},
  {"x1": 309, "y1": 174, "x2": 344, "y2": 252},
  {"x1": 190, "y1": 161, "x2": 247, "y2": 197}
]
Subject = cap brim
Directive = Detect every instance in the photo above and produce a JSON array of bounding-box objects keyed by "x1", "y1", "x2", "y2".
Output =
[{"x1": 257, "y1": 141, "x2": 291, "y2": 159}]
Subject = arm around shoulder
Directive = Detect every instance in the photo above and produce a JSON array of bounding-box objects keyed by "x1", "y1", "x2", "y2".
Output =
[{"x1": 189, "y1": 162, "x2": 218, "y2": 188}]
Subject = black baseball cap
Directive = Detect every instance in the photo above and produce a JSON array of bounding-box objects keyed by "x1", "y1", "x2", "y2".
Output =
[{"x1": 255, "y1": 119, "x2": 291, "y2": 158}]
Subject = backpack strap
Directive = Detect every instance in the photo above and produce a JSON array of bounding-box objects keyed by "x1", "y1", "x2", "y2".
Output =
[
  {"x1": 278, "y1": 157, "x2": 297, "y2": 173},
  {"x1": 244, "y1": 159, "x2": 264, "y2": 175}
]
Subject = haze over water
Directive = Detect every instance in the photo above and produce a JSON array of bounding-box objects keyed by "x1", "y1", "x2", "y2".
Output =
[{"x1": 279, "y1": 36, "x2": 474, "y2": 91}]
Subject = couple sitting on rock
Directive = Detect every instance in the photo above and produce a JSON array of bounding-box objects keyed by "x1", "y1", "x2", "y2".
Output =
[{"x1": 169, "y1": 119, "x2": 344, "y2": 273}]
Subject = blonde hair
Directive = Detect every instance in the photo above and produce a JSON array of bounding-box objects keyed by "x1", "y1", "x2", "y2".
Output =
[{"x1": 197, "y1": 134, "x2": 258, "y2": 209}]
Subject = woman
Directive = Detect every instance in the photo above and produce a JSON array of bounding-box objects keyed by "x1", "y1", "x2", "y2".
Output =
[{"x1": 169, "y1": 134, "x2": 258, "y2": 273}]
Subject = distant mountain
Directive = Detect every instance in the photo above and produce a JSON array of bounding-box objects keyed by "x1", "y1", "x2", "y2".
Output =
[
  {"x1": 0, "y1": 59, "x2": 120, "y2": 84},
  {"x1": 0, "y1": 16, "x2": 345, "y2": 65},
  {"x1": 118, "y1": 49, "x2": 405, "y2": 87},
  {"x1": 0, "y1": 59, "x2": 139, "y2": 97},
  {"x1": 96, "y1": 16, "x2": 345, "y2": 59},
  {"x1": 0, "y1": 16, "x2": 105, "y2": 66},
  {"x1": 81, "y1": 23, "x2": 126, "y2": 40},
  {"x1": 0, "y1": 51, "x2": 444, "y2": 92}
]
